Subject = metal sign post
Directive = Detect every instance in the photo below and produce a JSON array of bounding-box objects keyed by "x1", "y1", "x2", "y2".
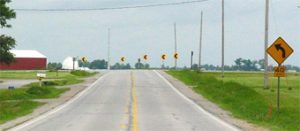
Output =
[{"x1": 275, "y1": 64, "x2": 282, "y2": 111}]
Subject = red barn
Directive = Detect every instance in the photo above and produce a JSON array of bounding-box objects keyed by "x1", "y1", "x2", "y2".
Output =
[{"x1": 0, "y1": 50, "x2": 47, "y2": 70}]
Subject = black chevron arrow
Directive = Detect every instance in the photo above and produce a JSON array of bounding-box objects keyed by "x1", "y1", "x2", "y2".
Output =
[{"x1": 275, "y1": 44, "x2": 286, "y2": 58}]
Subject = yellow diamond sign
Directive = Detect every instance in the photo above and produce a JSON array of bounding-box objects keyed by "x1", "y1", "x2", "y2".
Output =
[{"x1": 267, "y1": 37, "x2": 293, "y2": 65}]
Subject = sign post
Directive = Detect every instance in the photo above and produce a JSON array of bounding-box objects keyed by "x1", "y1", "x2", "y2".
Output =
[{"x1": 267, "y1": 37, "x2": 293, "y2": 111}]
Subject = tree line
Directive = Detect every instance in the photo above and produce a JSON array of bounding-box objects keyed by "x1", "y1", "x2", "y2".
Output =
[
  {"x1": 48, "y1": 58, "x2": 299, "y2": 72},
  {"x1": 194, "y1": 58, "x2": 300, "y2": 72},
  {"x1": 47, "y1": 59, "x2": 151, "y2": 70}
]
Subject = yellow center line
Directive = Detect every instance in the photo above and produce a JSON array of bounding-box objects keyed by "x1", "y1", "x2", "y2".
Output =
[{"x1": 131, "y1": 71, "x2": 138, "y2": 131}]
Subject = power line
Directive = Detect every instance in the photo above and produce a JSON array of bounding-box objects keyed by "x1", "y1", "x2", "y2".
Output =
[{"x1": 14, "y1": 0, "x2": 208, "y2": 12}]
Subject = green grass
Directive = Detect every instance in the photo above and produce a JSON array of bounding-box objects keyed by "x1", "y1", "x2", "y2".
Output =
[
  {"x1": 0, "y1": 70, "x2": 97, "y2": 79},
  {"x1": 167, "y1": 70, "x2": 300, "y2": 131},
  {"x1": 0, "y1": 71, "x2": 72, "y2": 79},
  {"x1": 70, "y1": 70, "x2": 97, "y2": 77},
  {"x1": 0, "y1": 84, "x2": 69, "y2": 101},
  {"x1": 0, "y1": 101, "x2": 42, "y2": 124},
  {"x1": 42, "y1": 79, "x2": 83, "y2": 86},
  {"x1": 0, "y1": 83, "x2": 69, "y2": 124}
]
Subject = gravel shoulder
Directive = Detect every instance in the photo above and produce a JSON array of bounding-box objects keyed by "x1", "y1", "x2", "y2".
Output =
[
  {"x1": 159, "y1": 70, "x2": 268, "y2": 131},
  {"x1": 0, "y1": 72, "x2": 104, "y2": 130}
]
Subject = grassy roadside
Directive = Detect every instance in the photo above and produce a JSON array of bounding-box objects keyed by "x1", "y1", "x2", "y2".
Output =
[
  {"x1": 0, "y1": 71, "x2": 72, "y2": 79},
  {"x1": 0, "y1": 101, "x2": 42, "y2": 124},
  {"x1": 0, "y1": 70, "x2": 97, "y2": 125},
  {"x1": 167, "y1": 70, "x2": 300, "y2": 131}
]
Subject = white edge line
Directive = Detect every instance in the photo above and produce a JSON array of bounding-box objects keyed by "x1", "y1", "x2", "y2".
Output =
[
  {"x1": 9, "y1": 73, "x2": 108, "y2": 131},
  {"x1": 153, "y1": 70, "x2": 240, "y2": 131}
]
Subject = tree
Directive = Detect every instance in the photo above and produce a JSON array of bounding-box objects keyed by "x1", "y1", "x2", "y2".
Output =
[
  {"x1": 135, "y1": 62, "x2": 144, "y2": 69},
  {"x1": 0, "y1": 35, "x2": 15, "y2": 64},
  {"x1": 0, "y1": 0, "x2": 16, "y2": 65},
  {"x1": 111, "y1": 63, "x2": 131, "y2": 69},
  {"x1": 89, "y1": 59, "x2": 107, "y2": 69},
  {"x1": 125, "y1": 63, "x2": 131, "y2": 69},
  {"x1": 258, "y1": 59, "x2": 265, "y2": 69},
  {"x1": 47, "y1": 62, "x2": 62, "y2": 70},
  {"x1": 234, "y1": 58, "x2": 242, "y2": 70},
  {"x1": 144, "y1": 63, "x2": 150, "y2": 69},
  {"x1": 191, "y1": 64, "x2": 198, "y2": 70}
]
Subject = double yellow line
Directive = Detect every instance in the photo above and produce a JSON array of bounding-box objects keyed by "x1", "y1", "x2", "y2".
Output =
[{"x1": 131, "y1": 71, "x2": 138, "y2": 131}]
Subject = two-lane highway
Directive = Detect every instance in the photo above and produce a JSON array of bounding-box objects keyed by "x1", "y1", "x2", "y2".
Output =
[{"x1": 10, "y1": 70, "x2": 238, "y2": 131}]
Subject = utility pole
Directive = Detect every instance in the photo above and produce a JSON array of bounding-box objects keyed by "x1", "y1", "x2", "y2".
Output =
[
  {"x1": 264, "y1": 0, "x2": 269, "y2": 88},
  {"x1": 174, "y1": 23, "x2": 178, "y2": 70},
  {"x1": 199, "y1": 11, "x2": 203, "y2": 70},
  {"x1": 107, "y1": 28, "x2": 111, "y2": 70},
  {"x1": 191, "y1": 51, "x2": 194, "y2": 69},
  {"x1": 221, "y1": 0, "x2": 225, "y2": 78}
]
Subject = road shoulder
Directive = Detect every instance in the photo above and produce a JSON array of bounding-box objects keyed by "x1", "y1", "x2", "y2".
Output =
[{"x1": 158, "y1": 70, "x2": 268, "y2": 131}]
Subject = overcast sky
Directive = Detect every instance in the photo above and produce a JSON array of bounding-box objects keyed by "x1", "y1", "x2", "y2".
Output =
[{"x1": 1, "y1": 0, "x2": 299, "y2": 67}]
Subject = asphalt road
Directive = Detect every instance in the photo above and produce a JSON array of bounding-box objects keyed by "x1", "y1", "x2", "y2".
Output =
[{"x1": 10, "y1": 70, "x2": 238, "y2": 131}]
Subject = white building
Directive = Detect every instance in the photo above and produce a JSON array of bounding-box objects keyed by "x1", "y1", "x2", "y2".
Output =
[{"x1": 62, "y1": 57, "x2": 79, "y2": 70}]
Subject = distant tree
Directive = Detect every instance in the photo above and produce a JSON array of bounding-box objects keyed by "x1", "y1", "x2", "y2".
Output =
[
  {"x1": 134, "y1": 62, "x2": 151, "y2": 69},
  {"x1": 111, "y1": 63, "x2": 131, "y2": 69},
  {"x1": 78, "y1": 60, "x2": 90, "y2": 68},
  {"x1": 223, "y1": 65, "x2": 230, "y2": 71},
  {"x1": 112, "y1": 63, "x2": 121, "y2": 69},
  {"x1": 125, "y1": 63, "x2": 131, "y2": 69},
  {"x1": 191, "y1": 64, "x2": 198, "y2": 70},
  {"x1": 197, "y1": 58, "x2": 298, "y2": 72},
  {"x1": 285, "y1": 65, "x2": 300, "y2": 72},
  {"x1": 89, "y1": 59, "x2": 107, "y2": 69},
  {"x1": 0, "y1": 0, "x2": 16, "y2": 65},
  {"x1": 144, "y1": 63, "x2": 150, "y2": 69},
  {"x1": 234, "y1": 58, "x2": 242, "y2": 70},
  {"x1": 258, "y1": 59, "x2": 265, "y2": 69},
  {"x1": 202, "y1": 64, "x2": 217, "y2": 70},
  {"x1": 47, "y1": 62, "x2": 62, "y2": 70},
  {"x1": 135, "y1": 62, "x2": 144, "y2": 69},
  {"x1": 233, "y1": 58, "x2": 259, "y2": 71}
]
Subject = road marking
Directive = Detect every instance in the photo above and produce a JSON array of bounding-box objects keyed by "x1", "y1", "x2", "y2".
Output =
[
  {"x1": 9, "y1": 72, "x2": 108, "y2": 131},
  {"x1": 120, "y1": 84, "x2": 130, "y2": 129},
  {"x1": 120, "y1": 124, "x2": 127, "y2": 129},
  {"x1": 153, "y1": 70, "x2": 240, "y2": 131},
  {"x1": 130, "y1": 71, "x2": 138, "y2": 131}
]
